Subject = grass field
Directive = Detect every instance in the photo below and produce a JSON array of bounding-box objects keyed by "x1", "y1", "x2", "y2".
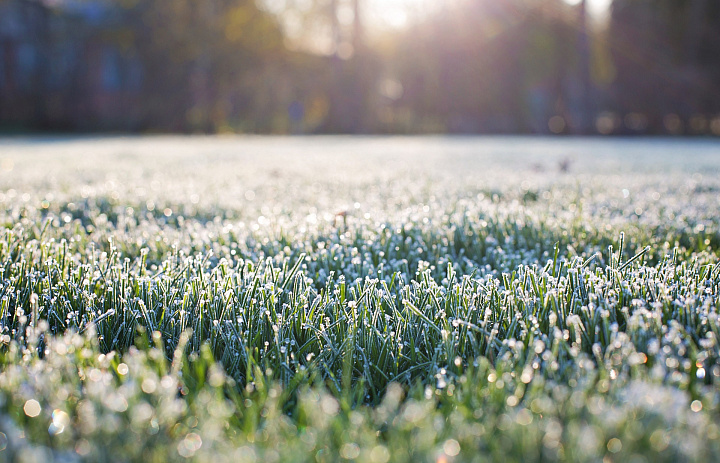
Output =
[{"x1": 0, "y1": 136, "x2": 719, "y2": 462}]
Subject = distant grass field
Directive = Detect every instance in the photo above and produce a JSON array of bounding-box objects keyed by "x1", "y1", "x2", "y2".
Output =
[{"x1": 0, "y1": 136, "x2": 719, "y2": 462}]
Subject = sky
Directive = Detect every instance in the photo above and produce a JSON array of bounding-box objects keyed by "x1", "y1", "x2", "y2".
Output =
[
  {"x1": 365, "y1": 0, "x2": 434, "y2": 29},
  {"x1": 561, "y1": 0, "x2": 613, "y2": 21},
  {"x1": 367, "y1": 0, "x2": 613, "y2": 29}
]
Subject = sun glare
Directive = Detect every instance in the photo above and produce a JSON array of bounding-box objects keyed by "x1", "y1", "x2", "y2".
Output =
[
  {"x1": 562, "y1": 0, "x2": 613, "y2": 20},
  {"x1": 366, "y1": 0, "x2": 433, "y2": 30},
  {"x1": 369, "y1": 0, "x2": 611, "y2": 30}
]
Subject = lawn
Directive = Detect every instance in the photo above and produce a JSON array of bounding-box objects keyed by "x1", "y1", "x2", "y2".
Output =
[{"x1": 0, "y1": 136, "x2": 719, "y2": 462}]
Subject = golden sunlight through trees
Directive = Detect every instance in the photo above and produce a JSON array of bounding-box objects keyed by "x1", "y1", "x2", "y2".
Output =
[{"x1": 1, "y1": 0, "x2": 719, "y2": 135}]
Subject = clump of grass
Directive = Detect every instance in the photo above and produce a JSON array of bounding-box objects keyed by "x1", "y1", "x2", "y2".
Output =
[{"x1": 2, "y1": 326, "x2": 719, "y2": 462}]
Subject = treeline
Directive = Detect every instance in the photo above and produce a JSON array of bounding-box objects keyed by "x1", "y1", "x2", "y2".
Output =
[{"x1": 0, "y1": 0, "x2": 719, "y2": 134}]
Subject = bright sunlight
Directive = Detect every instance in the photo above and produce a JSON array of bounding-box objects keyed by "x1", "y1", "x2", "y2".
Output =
[{"x1": 365, "y1": 0, "x2": 434, "y2": 29}]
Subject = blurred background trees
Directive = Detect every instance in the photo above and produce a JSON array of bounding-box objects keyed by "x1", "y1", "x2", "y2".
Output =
[
  {"x1": 0, "y1": 0, "x2": 719, "y2": 135},
  {"x1": 607, "y1": 0, "x2": 720, "y2": 134},
  {"x1": 125, "y1": 0, "x2": 286, "y2": 131}
]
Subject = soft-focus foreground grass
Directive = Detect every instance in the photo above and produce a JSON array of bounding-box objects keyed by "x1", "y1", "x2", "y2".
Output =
[{"x1": 0, "y1": 137, "x2": 719, "y2": 462}]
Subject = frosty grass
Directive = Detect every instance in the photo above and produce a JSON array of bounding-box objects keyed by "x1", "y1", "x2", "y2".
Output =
[{"x1": 0, "y1": 136, "x2": 719, "y2": 462}]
